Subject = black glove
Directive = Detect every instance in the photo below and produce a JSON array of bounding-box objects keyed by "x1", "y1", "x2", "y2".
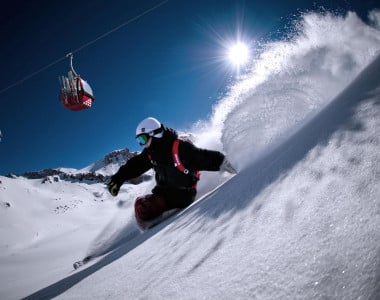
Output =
[{"x1": 107, "y1": 180, "x2": 121, "y2": 196}]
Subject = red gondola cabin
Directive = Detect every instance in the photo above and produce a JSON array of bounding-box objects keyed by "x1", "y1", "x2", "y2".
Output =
[{"x1": 59, "y1": 54, "x2": 94, "y2": 111}]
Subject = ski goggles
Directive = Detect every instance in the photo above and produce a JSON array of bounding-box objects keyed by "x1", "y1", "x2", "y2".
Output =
[
  {"x1": 136, "y1": 134, "x2": 150, "y2": 146},
  {"x1": 136, "y1": 127, "x2": 163, "y2": 146}
]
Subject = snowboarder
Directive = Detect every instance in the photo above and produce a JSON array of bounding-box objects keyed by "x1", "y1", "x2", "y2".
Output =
[{"x1": 107, "y1": 117, "x2": 236, "y2": 227}]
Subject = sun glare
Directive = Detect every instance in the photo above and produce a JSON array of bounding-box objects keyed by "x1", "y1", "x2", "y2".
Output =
[{"x1": 228, "y1": 42, "x2": 250, "y2": 67}]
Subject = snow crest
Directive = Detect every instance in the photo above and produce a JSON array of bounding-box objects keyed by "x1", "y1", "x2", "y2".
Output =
[{"x1": 192, "y1": 11, "x2": 380, "y2": 171}]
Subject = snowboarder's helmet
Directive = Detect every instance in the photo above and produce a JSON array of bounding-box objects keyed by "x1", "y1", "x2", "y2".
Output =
[{"x1": 136, "y1": 117, "x2": 163, "y2": 144}]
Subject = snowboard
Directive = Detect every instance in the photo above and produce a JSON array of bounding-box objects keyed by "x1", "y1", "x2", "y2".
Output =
[{"x1": 136, "y1": 208, "x2": 180, "y2": 231}]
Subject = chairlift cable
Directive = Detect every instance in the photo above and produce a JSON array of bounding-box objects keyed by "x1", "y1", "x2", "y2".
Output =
[
  {"x1": 0, "y1": 0, "x2": 169, "y2": 96},
  {"x1": 69, "y1": 0, "x2": 169, "y2": 55},
  {"x1": 0, "y1": 56, "x2": 67, "y2": 95}
]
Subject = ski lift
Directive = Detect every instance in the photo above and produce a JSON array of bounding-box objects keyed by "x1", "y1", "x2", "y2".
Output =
[{"x1": 59, "y1": 53, "x2": 94, "y2": 111}]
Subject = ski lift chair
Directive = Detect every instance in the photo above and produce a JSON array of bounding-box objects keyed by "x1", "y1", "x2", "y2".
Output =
[{"x1": 59, "y1": 53, "x2": 94, "y2": 111}]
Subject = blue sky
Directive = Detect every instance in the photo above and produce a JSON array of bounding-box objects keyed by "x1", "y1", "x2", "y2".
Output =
[{"x1": 0, "y1": 0, "x2": 377, "y2": 175}]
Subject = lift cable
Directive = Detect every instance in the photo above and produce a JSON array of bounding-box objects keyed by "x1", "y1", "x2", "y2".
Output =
[{"x1": 0, "y1": 0, "x2": 169, "y2": 96}]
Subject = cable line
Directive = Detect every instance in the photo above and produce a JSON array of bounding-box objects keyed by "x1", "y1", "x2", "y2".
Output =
[
  {"x1": 0, "y1": 56, "x2": 67, "y2": 95},
  {"x1": 0, "y1": 0, "x2": 169, "y2": 96},
  {"x1": 70, "y1": 0, "x2": 169, "y2": 55}
]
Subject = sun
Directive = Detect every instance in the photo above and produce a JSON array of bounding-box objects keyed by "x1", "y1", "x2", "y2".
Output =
[{"x1": 227, "y1": 42, "x2": 250, "y2": 67}]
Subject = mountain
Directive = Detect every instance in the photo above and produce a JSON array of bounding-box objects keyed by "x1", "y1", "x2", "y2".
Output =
[
  {"x1": 16, "y1": 149, "x2": 151, "y2": 185},
  {"x1": 79, "y1": 149, "x2": 137, "y2": 176}
]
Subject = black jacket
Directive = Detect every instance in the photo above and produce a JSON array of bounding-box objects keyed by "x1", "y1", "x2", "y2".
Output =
[{"x1": 111, "y1": 126, "x2": 225, "y2": 206}]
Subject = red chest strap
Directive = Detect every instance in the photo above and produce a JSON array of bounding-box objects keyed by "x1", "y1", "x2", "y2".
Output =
[
  {"x1": 172, "y1": 139, "x2": 200, "y2": 187},
  {"x1": 172, "y1": 139, "x2": 188, "y2": 174}
]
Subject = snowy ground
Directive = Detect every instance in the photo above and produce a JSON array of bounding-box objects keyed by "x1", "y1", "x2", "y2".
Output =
[{"x1": 1, "y1": 11, "x2": 380, "y2": 300}]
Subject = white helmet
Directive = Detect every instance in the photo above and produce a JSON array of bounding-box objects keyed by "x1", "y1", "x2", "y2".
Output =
[{"x1": 135, "y1": 117, "x2": 163, "y2": 138}]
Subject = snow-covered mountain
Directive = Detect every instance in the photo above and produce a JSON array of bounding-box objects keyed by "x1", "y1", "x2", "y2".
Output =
[
  {"x1": 1, "y1": 11, "x2": 380, "y2": 300},
  {"x1": 79, "y1": 149, "x2": 137, "y2": 176},
  {"x1": 14, "y1": 148, "x2": 153, "y2": 187},
  {"x1": 18, "y1": 148, "x2": 135, "y2": 180}
]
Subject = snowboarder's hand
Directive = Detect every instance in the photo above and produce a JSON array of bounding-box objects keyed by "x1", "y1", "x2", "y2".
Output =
[
  {"x1": 220, "y1": 157, "x2": 237, "y2": 174},
  {"x1": 108, "y1": 180, "x2": 120, "y2": 196}
]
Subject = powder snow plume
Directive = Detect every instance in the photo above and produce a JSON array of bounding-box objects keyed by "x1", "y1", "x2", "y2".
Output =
[{"x1": 192, "y1": 11, "x2": 380, "y2": 171}]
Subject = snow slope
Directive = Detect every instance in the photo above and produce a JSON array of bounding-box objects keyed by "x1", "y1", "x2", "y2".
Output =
[{"x1": 0, "y1": 11, "x2": 380, "y2": 300}]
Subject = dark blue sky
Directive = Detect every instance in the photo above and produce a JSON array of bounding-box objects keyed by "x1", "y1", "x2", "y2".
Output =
[{"x1": 0, "y1": 0, "x2": 377, "y2": 175}]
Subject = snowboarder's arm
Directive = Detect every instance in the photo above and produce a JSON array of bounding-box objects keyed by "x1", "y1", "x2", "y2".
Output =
[
  {"x1": 179, "y1": 141, "x2": 225, "y2": 171},
  {"x1": 109, "y1": 151, "x2": 152, "y2": 187}
]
